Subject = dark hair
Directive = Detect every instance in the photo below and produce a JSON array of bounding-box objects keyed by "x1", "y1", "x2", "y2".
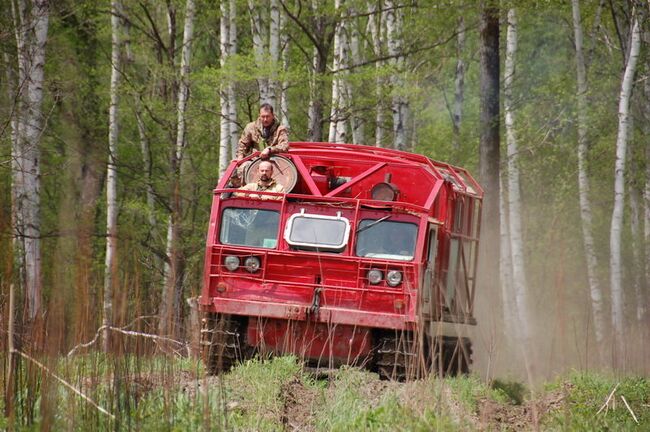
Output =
[{"x1": 259, "y1": 103, "x2": 274, "y2": 114}]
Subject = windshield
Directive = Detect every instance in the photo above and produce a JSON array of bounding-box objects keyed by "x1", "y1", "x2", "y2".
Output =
[
  {"x1": 220, "y1": 208, "x2": 280, "y2": 248},
  {"x1": 285, "y1": 212, "x2": 350, "y2": 251},
  {"x1": 355, "y1": 220, "x2": 417, "y2": 261}
]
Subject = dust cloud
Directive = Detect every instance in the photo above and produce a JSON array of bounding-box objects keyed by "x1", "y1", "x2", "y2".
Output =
[{"x1": 471, "y1": 197, "x2": 650, "y2": 386}]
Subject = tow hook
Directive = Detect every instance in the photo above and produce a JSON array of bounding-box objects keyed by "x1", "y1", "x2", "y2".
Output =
[{"x1": 308, "y1": 287, "x2": 322, "y2": 318}]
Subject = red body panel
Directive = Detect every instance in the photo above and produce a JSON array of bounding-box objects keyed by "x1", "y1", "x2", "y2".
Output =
[{"x1": 247, "y1": 318, "x2": 373, "y2": 364}]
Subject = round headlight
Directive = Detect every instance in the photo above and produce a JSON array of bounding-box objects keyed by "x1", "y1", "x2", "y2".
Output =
[
  {"x1": 386, "y1": 270, "x2": 403, "y2": 287},
  {"x1": 224, "y1": 256, "x2": 240, "y2": 271},
  {"x1": 367, "y1": 269, "x2": 383, "y2": 284},
  {"x1": 244, "y1": 256, "x2": 261, "y2": 273}
]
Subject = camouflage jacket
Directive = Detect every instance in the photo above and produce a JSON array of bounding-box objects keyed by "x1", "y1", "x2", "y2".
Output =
[{"x1": 236, "y1": 118, "x2": 289, "y2": 160}]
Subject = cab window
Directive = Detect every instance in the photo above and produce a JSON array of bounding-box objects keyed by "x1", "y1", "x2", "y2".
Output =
[
  {"x1": 284, "y1": 211, "x2": 350, "y2": 252},
  {"x1": 356, "y1": 220, "x2": 417, "y2": 261},
  {"x1": 220, "y1": 208, "x2": 280, "y2": 248}
]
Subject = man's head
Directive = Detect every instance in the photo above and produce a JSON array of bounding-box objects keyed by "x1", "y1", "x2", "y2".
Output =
[
  {"x1": 259, "y1": 103, "x2": 275, "y2": 128},
  {"x1": 258, "y1": 161, "x2": 274, "y2": 182}
]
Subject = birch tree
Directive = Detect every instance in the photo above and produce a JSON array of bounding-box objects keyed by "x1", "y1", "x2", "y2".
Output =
[
  {"x1": 347, "y1": 7, "x2": 364, "y2": 144},
  {"x1": 571, "y1": 0, "x2": 606, "y2": 349},
  {"x1": 219, "y1": 0, "x2": 237, "y2": 178},
  {"x1": 228, "y1": 0, "x2": 239, "y2": 158},
  {"x1": 329, "y1": 3, "x2": 363, "y2": 144},
  {"x1": 367, "y1": 1, "x2": 385, "y2": 147},
  {"x1": 269, "y1": 0, "x2": 281, "y2": 106},
  {"x1": 499, "y1": 175, "x2": 514, "y2": 338},
  {"x1": 10, "y1": 0, "x2": 50, "y2": 321},
  {"x1": 328, "y1": 0, "x2": 350, "y2": 143},
  {"x1": 103, "y1": 0, "x2": 122, "y2": 352},
  {"x1": 5, "y1": 49, "x2": 24, "y2": 320},
  {"x1": 248, "y1": 0, "x2": 281, "y2": 107},
  {"x1": 248, "y1": 0, "x2": 269, "y2": 103},
  {"x1": 384, "y1": 0, "x2": 408, "y2": 150},
  {"x1": 643, "y1": 60, "x2": 650, "y2": 313},
  {"x1": 281, "y1": 0, "x2": 336, "y2": 142},
  {"x1": 628, "y1": 138, "x2": 645, "y2": 323},
  {"x1": 280, "y1": 9, "x2": 290, "y2": 129},
  {"x1": 609, "y1": 14, "x2": 640, "y2": 368},
  {"x1": 160, "y1": 0, "x2": 195, "y2": 339},
  {"x1": 504, "y1": 9, "x2": 533, "y2": 376}
]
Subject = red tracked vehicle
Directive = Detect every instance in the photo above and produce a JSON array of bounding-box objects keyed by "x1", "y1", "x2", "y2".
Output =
[{"x1": 198, "y1": 142, "x2": 482, "y2": 379}]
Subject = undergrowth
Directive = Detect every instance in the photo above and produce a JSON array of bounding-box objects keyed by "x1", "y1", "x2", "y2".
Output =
[
  {"x1": 541, "y1": 371, "x2": 649, "y2": 431},
  {"x1": 2, "y1": 356, "x2": 648, "y2": 431}
]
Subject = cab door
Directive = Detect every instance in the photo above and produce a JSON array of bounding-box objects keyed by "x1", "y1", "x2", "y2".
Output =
[{"x1": 420, "y1": 225, "x2": 438, "y2": 319}]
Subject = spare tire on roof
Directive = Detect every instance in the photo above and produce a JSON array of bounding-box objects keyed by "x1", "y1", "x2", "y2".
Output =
[{"x1": 243, "y1": 155, "x2": 298, "y2": 193}]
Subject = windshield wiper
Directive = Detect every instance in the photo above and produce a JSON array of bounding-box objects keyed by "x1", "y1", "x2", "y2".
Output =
[{"x1": 356, "y1": 215, "x2": 391, "y2": 234}]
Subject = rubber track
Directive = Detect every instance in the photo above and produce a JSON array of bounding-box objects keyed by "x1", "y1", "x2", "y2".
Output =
[
  {"x1": 201, "y1": 314, "x2": 244, "y2": 374},
  {"x1": 375, "y1": 333, "x2": 473, "y2": 380},
  {"x1": 375, "y1": 333, "x2": 422, "y2": 381}
]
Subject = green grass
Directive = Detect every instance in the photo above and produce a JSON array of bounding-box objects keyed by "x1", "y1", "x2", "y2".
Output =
[
  {"x1": 2, "y1": 356, "x2": 648, "y2": 431},
  {"x1": 541, "y1": 372, "x2": 649, "y2": 431}
]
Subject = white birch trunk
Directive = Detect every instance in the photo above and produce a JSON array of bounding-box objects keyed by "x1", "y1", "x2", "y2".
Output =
[
  {"x1": 219, "y1": 0, "x2": 231, "y2": 178},
  {"x1": 335, "y1": 5, "x2": 352, "y2": 143},
  {"x1": 628, "y1": 148, "x2": 645, "y2": 322},
  {"x1": 384, "y1": 0, "x2": 408, "y2": 150},
  {"x1": 572, "y1": 0, "x2": 606, "y2": 348},
  {"x1": 609, "y1": 16, "x2": 640, "y2": 367},
  {"x1": 328, "y1": 1, "x2": 342, "y2": 143},
  {"x1": 367, "y1": 2, "x2": 384, "y2": 147},
  {"x1": 305, "y1": 0, "x2": 327, "y2": 142},
  {"x1": 280, "y1": 10, "x2": 290, "y2": 129},
  {"x1": 104, "y1": 0, "x2": 122, "y2": 352},
  {"x1": 12, "y1": 0, "x2": 49, "y2": 321},
  {"x1": 504, "y1": 9, "x2": 532, "y2": 356},
  {"x1": 643, "y1": 60, "x2": 650, "y2": 318},
  {"x1": 268, "y1": 0, "x2": 281, "y2": 108},
  {"x1": 348, "y1": 8, "x2": 364, "y2": 144},
  {"x1": 452, "y1": 15, "x2": 466, "y2": 150},
  {"x1": 328, "y1": 81, "x2": 340, "y2": 142},
  {"x1": 228, "y1": 0, "x2": 239, "y2": 159},
  {"x1": 499, "y1": 174, "x2": 514, "y2": 337},
  {"x1": 134, "y1": 105, "x2": 156, "y2": 229},
  {"x1": 248, "y1": 0, "x2": 270, "y2": 104},
  {"x1": 161, "y1": 0, "x2": 195, "y2": 337},
  {"x1": 328, "y1": 0, "x2": 346, "y2": 143},
  {"x1": 161, "y1": 217, "x2": 174, "y2": 332},
  {"x1": 4, "y1": 48, "x2": 25, "y2": 296},
  {"x1": 308, "y1": 45, "x2": 320, "y2": 141}
]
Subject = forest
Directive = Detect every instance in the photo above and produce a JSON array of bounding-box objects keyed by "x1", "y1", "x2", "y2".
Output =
[{"x1": 0, "y1": 0, "x2": 649, "y2": 429}]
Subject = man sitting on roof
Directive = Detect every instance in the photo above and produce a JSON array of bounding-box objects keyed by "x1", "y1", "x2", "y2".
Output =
[
  {"x1": 236, "y1": 103, "x2": 288, "y2": 161},
  {"x1": 234, "y1": 161, "x2": 284, "y2": 200},
  {"x1": 229, "y1": 103, "x2": 288, "y2": 186}
]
